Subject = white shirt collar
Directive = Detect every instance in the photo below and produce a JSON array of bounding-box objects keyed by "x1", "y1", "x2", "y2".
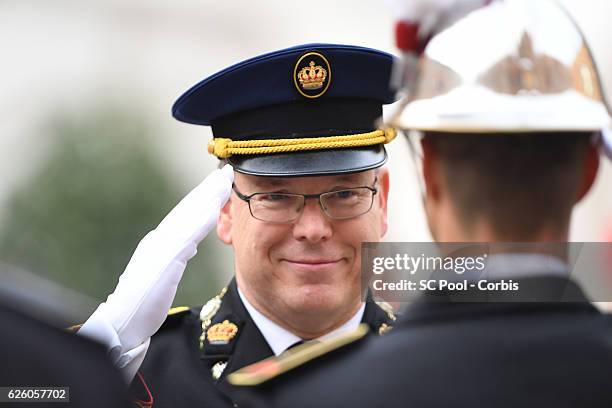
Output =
[{"x1": 237, "y1": 286, "x2": 366, "y2": 356}]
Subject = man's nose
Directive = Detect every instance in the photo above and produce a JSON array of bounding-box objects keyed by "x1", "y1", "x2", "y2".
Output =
[{"x1": 292, "y1": 199, "x2": 333, "y2": 243}]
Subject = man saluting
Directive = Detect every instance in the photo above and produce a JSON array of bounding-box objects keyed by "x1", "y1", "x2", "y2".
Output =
[{"x1": 78, "y1": 44, "x2": 399, "y2": 407}]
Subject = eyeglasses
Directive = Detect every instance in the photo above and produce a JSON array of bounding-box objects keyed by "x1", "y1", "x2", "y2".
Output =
[{"x1": 232, "y1": 179, "x2": 378, "y2": 224}]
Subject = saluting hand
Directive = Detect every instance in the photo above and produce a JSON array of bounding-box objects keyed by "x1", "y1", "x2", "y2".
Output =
[{"x1": 78, "y1": 164, "x2": 234, "y2": 382}]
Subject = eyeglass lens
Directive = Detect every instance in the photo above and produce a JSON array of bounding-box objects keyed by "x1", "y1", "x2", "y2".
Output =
[{"x1": 248, "y1": 188, "x2": 374, "y2": 223}]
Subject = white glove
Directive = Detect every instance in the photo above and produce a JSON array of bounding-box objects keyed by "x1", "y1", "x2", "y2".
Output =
[{"x1": 78, "y1": 164, "x2": 234, "y2": 382}]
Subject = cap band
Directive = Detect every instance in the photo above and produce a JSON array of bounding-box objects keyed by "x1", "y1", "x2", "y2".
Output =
[
  {"x1": 211, "y1": 99, "x2": 383, "y2": 140},
  {"x1": 207, "y1": 128, "x2": 397, "y2": 159}
]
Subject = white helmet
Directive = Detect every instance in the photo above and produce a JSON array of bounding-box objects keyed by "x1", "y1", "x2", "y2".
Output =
[{"x1": 389, "y1": 0, "x2": 612, "y2": 134}]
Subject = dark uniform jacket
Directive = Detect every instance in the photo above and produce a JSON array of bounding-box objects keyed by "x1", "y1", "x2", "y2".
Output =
[
  {"x1": 0, "y1": 303, "x2": 131, "y2": 408},
  {"x1": 243, "y1": 276, "x2": 612, "y2": 408},
  {"x1": 130, "y1": 278, "x2": 395, "y2": 407}
]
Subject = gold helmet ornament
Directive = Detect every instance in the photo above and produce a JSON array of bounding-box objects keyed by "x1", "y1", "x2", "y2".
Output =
[{"x1": 386, "y1": 0, "x2": 612, "y2": 157}]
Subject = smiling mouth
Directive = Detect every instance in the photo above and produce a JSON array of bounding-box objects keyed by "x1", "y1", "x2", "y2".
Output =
[{"x1": 281, "y1": 259, "x2": 343, "y2": 270}]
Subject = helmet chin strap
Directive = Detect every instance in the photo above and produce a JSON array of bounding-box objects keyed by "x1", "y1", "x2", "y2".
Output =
[
  {"x1": 599, "y1": 128, "x2": 612, "y2": 161},
  {"x1": 403, "y1": 129, "x2": 427, "y2": 206}
]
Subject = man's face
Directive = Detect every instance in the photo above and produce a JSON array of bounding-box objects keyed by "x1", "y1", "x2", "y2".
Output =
[{"x1": 217, "y1": 168, "x2": 389, "y2": 335}]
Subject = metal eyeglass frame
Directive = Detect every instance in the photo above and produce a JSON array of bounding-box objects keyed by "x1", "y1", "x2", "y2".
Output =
[{"x1": 231, "y1": 178, "x2": 378, "y2": 223}]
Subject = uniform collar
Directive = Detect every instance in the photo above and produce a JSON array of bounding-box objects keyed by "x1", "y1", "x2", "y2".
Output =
[
  {"x1": 399, "y1": 276, "x2": 596, "y2": 326},
  {"x1": 237, "y1": 286, "x2": 366, "y2": 356}
]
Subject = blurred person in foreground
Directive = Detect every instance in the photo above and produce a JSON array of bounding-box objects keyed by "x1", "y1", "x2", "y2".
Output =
[
  {"x1": 0, "y1": 278, "x2": 130, "y2": 408},
  {"x1": 76, "y1": 44, "x2": 399, "y2": 407},
  {"x1": 228, "y1": 1, "x2": 612, "y2": 407}
]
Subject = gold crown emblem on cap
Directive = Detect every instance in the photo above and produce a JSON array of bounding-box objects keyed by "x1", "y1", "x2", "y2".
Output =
[
  {"x1": 207, "y1": 320, "x2": 239, "y2": 345},
  {"x1": 298, "y1": 61, "x2": 327, "y2": 90}
]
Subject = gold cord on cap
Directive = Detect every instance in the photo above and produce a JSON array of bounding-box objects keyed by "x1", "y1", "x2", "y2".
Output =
[{"x1": 207, "y1": 128, "x2": 397, "y2": 159}]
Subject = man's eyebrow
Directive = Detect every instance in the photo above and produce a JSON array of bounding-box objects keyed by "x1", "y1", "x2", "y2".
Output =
[
  {"x1": 250, "y1": 178, "x2": 290, "y2": 189},
  {"x1": 333, "y1": 175, "x2": 363, "y2": 183},
  {"x1": 330, "y1": 173, "x2": 375, "y2": 185},
  {"x1": 248, "y1": 173, "x2": 373, "y2": 189}
]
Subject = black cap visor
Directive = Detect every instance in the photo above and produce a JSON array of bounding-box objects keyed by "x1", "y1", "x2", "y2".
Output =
[{"x1": 228, "y1": 145, "x2": 387, "y2": 177}]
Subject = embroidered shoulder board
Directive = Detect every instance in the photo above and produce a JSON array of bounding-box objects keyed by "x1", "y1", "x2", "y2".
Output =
[
  {"x1": 159, "y1": 306, "x2": 192, "y2": 330},
  {"x1": 228, "y1": 324, "x2": 369, "y2": 386}
]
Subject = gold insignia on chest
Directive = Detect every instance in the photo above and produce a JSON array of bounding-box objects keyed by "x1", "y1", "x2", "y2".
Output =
[
  {"x1": 378, "y1": 322, "x2": 393, "y2": 336},
  {"x1": 200, "y1": 296, "x2": 222, "y2": 323},
  {"x1": 376, "y1": 300, "x2": 397, "y2": 321},
  {"x1": 211, "y1": 361, "x2": 228, "y2": 381},
  {"x1": 207, "y1": 320, "x2": 239, "y2": 345},
  {"x1": 199, "y1": 287, "x2": 227, "y2": 350},
  {"x1": 293, "y1": 51, "x2": 331, "y2": 99}
]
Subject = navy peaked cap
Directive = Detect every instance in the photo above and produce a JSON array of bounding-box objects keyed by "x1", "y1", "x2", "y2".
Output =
[{"x1": 172, "y1": 44, "x2": 398, "y2": 176}]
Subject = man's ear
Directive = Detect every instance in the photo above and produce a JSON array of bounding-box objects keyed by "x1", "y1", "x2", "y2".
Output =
[
  {"x1": 575, "y1": 144, "x2": 600, "y2": 203},
  {"x1": 420, "y1": 136, "x2": 447, "y2": 241},
  {"x1": 376, "y1": 167, "x2": 390, "y2": 237},
  {"x1": 217, "y1": 198, "x2": 233, "y2": 245},
  {"x1": 421, "y1": 137, "x2": 442, "y2": 204}
]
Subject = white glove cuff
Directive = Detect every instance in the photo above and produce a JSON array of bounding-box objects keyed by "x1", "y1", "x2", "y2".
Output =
[
  {"x1": 78, "y1": 308, "x2": 151, "y2": 384},
  {"x1": 77, "y1": 306, "x2": 122, "y2": 362},
  {"x1": 117, "y1": 338, "x2": 151, "y2": 384}
]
